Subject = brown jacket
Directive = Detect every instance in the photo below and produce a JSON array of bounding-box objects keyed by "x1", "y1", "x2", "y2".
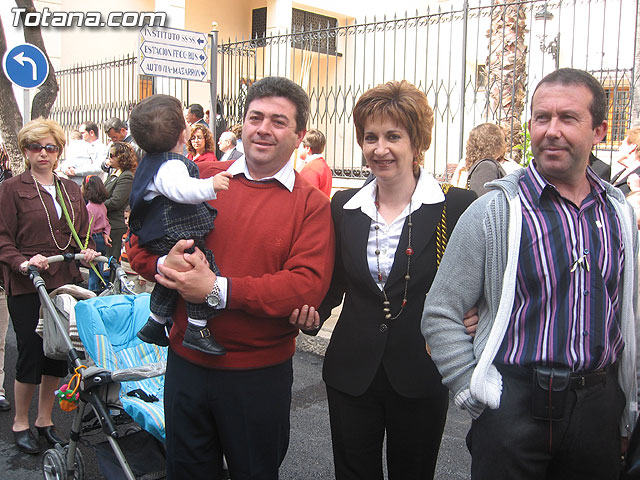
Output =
[{"x1": 0, "y1": 171, "x2": 94, "y2": 296}]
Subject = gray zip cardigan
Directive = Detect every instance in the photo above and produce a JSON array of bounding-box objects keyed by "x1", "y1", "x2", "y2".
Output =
[{"x1": 421, "y1": 168, "x2": 640, "y2": 435}]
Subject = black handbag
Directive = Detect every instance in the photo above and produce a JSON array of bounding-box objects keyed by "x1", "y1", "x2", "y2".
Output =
[{"x1": 622, "y1": 419, "x2": 640, "y2": 479}]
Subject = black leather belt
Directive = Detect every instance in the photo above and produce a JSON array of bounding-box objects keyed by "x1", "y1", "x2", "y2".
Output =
[
  {"x1": 497, "y1": 364, "x2": 610, "y2": 390},
  {"x1": 568, "y1": 368, "x2": 608, "y2": 389}
]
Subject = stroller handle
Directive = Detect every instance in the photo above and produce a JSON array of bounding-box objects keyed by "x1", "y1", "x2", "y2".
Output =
[
  {"x1": 44, "y1": 252, "x2": 109, "y2": 265},
  {"x1": 29, "y1": 253, "x2": 136, "y2": 296}
]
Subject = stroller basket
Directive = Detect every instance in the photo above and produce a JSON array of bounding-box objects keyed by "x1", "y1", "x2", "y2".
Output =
[{"x1": 31, "y1": 253, "x2": 167, "y2": 480}]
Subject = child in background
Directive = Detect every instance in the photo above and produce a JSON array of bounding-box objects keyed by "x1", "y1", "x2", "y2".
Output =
[{"x1": 82, "y1": 175, "x2": 112, "y2": 293}]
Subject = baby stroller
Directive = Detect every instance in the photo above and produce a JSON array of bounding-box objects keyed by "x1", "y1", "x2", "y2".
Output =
[{"x1": 30, "y1": 253, "x2": 167, "y2": 480}]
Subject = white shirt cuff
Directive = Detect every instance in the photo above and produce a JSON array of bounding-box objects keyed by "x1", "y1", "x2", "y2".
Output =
[
  {"x1": 156, "y1": 255, "x2": 167, "y2": 275},
  {"x1": 216, "y1": 276, "x2": 228, "y2": 309}
]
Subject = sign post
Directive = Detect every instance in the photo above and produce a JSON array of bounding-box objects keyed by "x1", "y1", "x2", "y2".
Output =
[
  {"x1": 2, "y1": 43, "x2": 50, "y2": 124},
  {"x1": 138, "y1": 26, "x2": 208, "y2": 82}
]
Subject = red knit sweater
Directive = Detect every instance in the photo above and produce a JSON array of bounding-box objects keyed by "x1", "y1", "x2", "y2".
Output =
[
  {"x1": 299, "y1": 156, "x2": 332, "y2": 197},
  {"x1": 127, "y1": 160, "x2": 335, "y2": 369}
]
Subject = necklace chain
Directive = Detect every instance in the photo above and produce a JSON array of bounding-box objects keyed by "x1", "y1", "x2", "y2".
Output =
[
  {"x1": 374, "y1": 195, "x2": 412, "y2": 321},
  {"x1": 32, "y1": 175, "x2": 75, "y2": 251}
]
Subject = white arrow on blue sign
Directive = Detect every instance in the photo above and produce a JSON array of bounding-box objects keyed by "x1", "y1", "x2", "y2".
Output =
[
  {"x1": 2, "y1": 43, "x2": 49, "y2": 89},
  {"x1": 140, "y1": 26, "x2": 207, "y2": 51},
  {"x1": 140, "y1": 41, "x2": 207, "y2": 66},
  {"x1": 139, "y1": 57, "x2": 207, "y2": 82}
]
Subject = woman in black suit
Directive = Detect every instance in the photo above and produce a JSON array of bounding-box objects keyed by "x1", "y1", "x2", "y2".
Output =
[{"x1": 291, "y1": 81, "x2": 476, "y2": 479}]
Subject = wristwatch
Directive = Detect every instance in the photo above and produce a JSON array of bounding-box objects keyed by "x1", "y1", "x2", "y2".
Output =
[
  {"x1": 19, "y1": 261, "x2": 29, "y2": 275},
  {"x1": 205, "y1": 280, "x2": 221, "y2": 308}
]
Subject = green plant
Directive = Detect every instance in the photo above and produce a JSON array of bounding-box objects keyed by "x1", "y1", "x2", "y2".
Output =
[{"x1": 513, "y1": 121, "x2": 533, "y2": 166}]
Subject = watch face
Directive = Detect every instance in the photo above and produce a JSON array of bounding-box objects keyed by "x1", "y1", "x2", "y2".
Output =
[{"x1": 206, "y1": 293, "x2": 220, "y2": 308}]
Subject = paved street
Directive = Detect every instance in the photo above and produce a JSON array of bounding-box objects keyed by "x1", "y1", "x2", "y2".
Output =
[{"x1": 0, "y1": 318, "x2": 471, "y2": 479}]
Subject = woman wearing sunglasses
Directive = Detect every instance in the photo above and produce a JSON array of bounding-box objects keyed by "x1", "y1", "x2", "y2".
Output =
[
  {"x1": 0, "y1": 118, "x2": 98, "y2": 455},
  {"x1": 103, "y1": 142, "x2": 137, "y2": 264}
]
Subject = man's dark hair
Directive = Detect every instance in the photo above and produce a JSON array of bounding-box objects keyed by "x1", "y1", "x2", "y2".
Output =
[
  {"x1": 188, "y1": 103, "x2": 205, "y2": 120},
  {"x1": 244, "y1": 77, "x2": 310, "y2": 133},
  {"x1": 532, "y1": 68, "x2": 607, "y2": 128},
  {"x1": 130, "y1": 95, "x2": 185, "y2": 153},
  {"x1": 82, "y1": 121, "x2": 99, "y2": 137},
  {"x1": 104, "y1": 117, "x2": 127, "y2": 133}
]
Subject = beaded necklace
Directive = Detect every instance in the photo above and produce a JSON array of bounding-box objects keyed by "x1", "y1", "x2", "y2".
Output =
[
  {"x1": 374, "y1": 195, "x2": 413, "y2": 321},
  {"x1": 32, "y1": 174, "x2": 74, "y2": 251}
]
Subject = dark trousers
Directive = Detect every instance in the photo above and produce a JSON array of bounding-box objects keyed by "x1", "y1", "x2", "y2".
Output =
[
  {"x1": 326, "y1": 365, "x2": 449, "y2": 480},
  {"x1": 164, "y1": 350, "x2": 293, "y2": 480},
  {"x1": 467, "y1": 366, "x2": 625, "y2": 480},
  {"x1": 7, "y1": 292, "x2": 68, "y2": 383}
]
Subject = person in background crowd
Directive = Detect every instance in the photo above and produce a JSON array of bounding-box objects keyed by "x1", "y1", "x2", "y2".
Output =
[
  {"x1": 422, "y1": 68, "x2": 639, "y2": 480},
  {"x1": 291, "y1": 80, "x2": 476, "y2": 479},
  {"x1": 186, "y1": 104, "x2": 208, "y2": 128},
  {"x1": 298, "y1": 128, "x2": 332, "y2": 197},
  {"x1": 465, "y1": 123, "x2": 508, "y2": 196},
  {"x1": 610, "y1": 127, "x2": 640, "y2": 195},
  {"x1": 230, "y1": 123, "x2": 244, "y2": 153},
  {"x1": 82, "y1": 175, "x2": 111, "y2": 293},
  {"x1": 103, "y1": 142, "x2": 136, "y2": 264},
  {"x1": 63, "y1": 121, "x2": 107, "y2": 185},
  {"x1": 127, "y1": 77, "x2": 335, "y2": 479},
  {"x1": 104, "y1": 117, "x2": 145, "y2": 163},
  {"x1": 218, "y1": 131, "x2": 243, "y2": 162},
  {"x1": 0, "y1": 118, "x2": 98, "y2": 455},
  {"x1": 187, "y1": 124, "x2": 218, "y2": 163}
]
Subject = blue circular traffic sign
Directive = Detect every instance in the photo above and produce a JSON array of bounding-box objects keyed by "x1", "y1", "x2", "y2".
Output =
[{"x1": 2, "y1": 43, "x2": 49, "y2": 89}]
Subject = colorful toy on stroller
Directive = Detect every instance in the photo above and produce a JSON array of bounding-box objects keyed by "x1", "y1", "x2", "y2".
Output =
[{"x1": 30, "y1": 253, "x2": 167, "y2": 480}]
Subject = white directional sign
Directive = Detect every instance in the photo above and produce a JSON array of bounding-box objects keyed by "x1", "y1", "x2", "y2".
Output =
[
  {"x1": 139, "y1": 57, "x2": 207, "y2": 82},
  {"x1": 139, "y1": 26, "x2": 208, "y2": 82}
]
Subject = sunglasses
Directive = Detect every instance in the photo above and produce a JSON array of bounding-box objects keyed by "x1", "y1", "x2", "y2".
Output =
[{"x1": 27, "y1": 143, "x2": 60, "y2": 154}]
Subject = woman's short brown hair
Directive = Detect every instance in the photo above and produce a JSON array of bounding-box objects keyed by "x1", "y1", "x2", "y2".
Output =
[
  {"x1": 353, "y1": 80, "x2": 434, "y2": 175},
  {"x1": 18, "y1": 117, "x2": 66, "y2": 170},
  {"x1": 187, "y1": 124, "x2": 215, "y2": 156},
  {"x1": 464, "y1": 123, "x2": 507, "y2": 170},
  {"x1": 109, "y1": 142, "x2": 137, "y2": 172}
]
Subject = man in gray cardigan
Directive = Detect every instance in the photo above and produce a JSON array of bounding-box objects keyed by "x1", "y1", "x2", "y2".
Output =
[{"x1": 422, "y1": 68, "x2": 639, "y2": 479}]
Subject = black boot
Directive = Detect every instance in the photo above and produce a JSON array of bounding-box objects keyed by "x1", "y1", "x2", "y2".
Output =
[
  {"x1": 137, "y1": 318, "x2": 169, "y2": 346},
  {"x1": 182, "y1": 324, "x2": 226, "y2": 355}
]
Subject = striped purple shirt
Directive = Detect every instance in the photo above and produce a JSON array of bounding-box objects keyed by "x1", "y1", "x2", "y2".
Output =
[{"x1": 496, "y1": 163, "x2": 624, "y2": 371}]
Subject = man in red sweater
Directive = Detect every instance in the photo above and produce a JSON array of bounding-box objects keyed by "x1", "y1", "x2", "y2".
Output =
[
  {"x1": 127, "y1": 77, "x2": 335, "y2": 479},
  {"x1": 298, "y1": 128, "x2": 332, "y2": 197}
]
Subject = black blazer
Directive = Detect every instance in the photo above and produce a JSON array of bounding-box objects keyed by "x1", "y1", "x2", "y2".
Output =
[
  {"x1": 318, "y1": 184, "x2": 476, "y2": 398},
  {"x1": 611, "y1": 165, "x2": 640, "y2": 196}
]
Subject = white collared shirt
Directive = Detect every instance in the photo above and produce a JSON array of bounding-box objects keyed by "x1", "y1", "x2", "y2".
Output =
[
  {"x1": 343, "y1": 167, "x2": 445, "y2": 289},
  {"x1": 226, "y1": 155, "x2": 296, "y2": 192}
]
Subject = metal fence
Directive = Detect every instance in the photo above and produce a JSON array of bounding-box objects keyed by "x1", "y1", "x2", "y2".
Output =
[
  {"x1": 217, "y1": 0, "x2": 639, "y2": 178},
  {"x1": 49, "y1": 54, "x2": 187, "y2": 144},
  {"x1": 50, "y1": 0, "x2": 639, "y2": 179}
]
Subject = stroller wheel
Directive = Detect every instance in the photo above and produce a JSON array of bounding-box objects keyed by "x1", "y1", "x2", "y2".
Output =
[
  {"x1": 64, "y1": 445, "x2": 85, "y2": 480},
  {"x1": 42, "y1": 445, "x2": 85, "y2": 480},
  {"x1": 42, "y1": 447, "x2": 67, "y2": 480}
]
